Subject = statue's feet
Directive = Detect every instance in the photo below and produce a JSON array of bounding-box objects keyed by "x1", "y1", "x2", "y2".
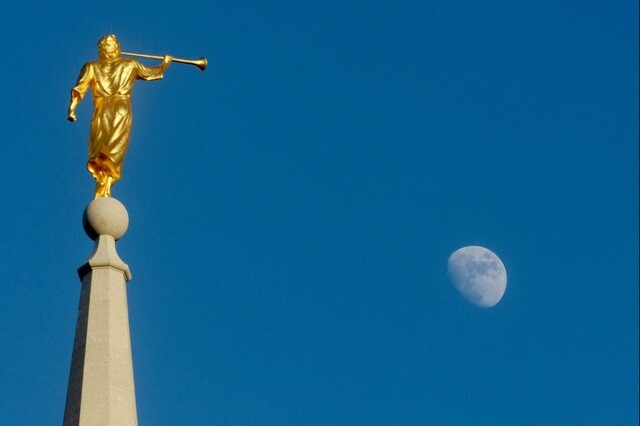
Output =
[
  {"x1": 92, "y1": 173, "x2": 115, "y2": 199},
  {"x1": 93, "y1": 181, "x2": 107, "y2": 199}
]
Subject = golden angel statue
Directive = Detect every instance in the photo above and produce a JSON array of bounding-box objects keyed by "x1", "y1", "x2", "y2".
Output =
[{"x1": 68, "y1": 34, "x2": 172, "y2": 198}]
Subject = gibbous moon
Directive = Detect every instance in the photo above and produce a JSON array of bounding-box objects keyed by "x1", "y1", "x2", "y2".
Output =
[{"x1": 447, "y1": 246, "x2": 507, "y2": 307}]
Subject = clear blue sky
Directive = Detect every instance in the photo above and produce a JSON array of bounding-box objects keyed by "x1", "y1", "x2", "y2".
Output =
[{"x1": 0, "y1": 1, "x2": 637, "y2": 424}]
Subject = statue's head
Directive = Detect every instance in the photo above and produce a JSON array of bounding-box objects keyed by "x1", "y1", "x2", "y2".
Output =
[{"x1": 97, "y1": 34, "x2": 121, "y2": 60}]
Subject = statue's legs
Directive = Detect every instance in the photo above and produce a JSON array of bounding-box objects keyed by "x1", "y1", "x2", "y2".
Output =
[
  {"x1": 104, "y1": 176, "x2": 114, "y2": 197},
  {"x1": 93, "y1": 173, "x2": 107, "y2": 198}
]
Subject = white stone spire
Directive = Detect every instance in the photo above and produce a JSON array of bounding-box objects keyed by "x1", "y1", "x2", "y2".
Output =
[{"x1": 64, "y1": 197, "x2": 137, "y2": 425}]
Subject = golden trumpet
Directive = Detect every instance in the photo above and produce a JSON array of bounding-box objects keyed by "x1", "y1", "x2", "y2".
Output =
[{"x1": 121, "y1": 51, "x2": 207, "y2": 71}]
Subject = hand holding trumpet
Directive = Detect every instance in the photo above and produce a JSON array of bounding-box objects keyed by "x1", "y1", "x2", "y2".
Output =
[{"x1": 162, "y1": 54, "x2": 173, "y2": 69}]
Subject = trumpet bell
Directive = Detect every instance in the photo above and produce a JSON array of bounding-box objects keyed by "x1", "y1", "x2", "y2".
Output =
[{"x1": 194, "y1": 57, "x2": 207, "y2": 71}]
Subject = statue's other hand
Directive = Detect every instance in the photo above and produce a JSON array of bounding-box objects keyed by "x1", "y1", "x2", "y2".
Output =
[
  {"x1": 162, "y1": 55, "x2": 173, "y2": 67},
  {"x1": 68, "y1": 111, "x2": 77, "y2": 122}
]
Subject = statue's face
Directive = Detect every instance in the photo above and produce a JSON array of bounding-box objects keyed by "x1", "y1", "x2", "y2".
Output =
[{"x1": 98, "y1": 35, "x2": 121, "y2": 60}]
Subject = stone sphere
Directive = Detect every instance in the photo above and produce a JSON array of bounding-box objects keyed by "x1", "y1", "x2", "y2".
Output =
[{"x1": 83, "y1": 197, "x2": 129, "y2": 240}]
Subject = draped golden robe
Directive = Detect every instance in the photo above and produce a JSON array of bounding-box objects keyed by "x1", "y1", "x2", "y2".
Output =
[{"x1": 71, "y1": 58, "x2": 167, "y2": 183}]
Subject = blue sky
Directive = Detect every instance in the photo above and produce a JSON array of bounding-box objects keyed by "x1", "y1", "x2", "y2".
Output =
[{"x1": 0, "y1": 1, "x2": 637, "y2": 424}]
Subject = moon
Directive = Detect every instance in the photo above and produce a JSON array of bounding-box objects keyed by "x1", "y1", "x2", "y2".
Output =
[{"x1": 447, "y1": 246, "x2": 507, "y2": 307}]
